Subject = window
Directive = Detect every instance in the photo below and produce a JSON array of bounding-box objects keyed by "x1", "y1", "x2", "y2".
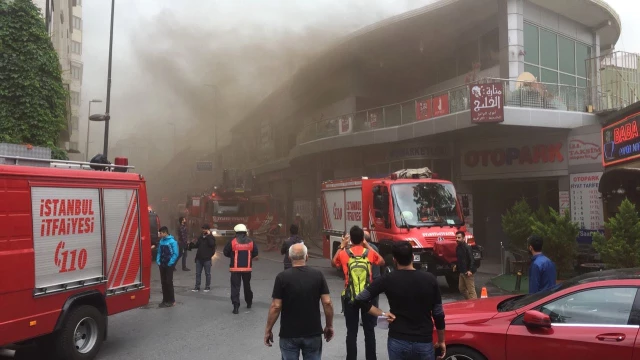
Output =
[
  {"x1": 70, "y1": 91, "x2": 80, "y2": 105},
  {"x1": 540, "y1": 287, "x2": 637, "y2": 325},
  {"x1": 71, "y1": 116, "x2": 79, "y2": 130},
  {"x1": 539, "y1": 29, "x2": 558, "y2": 70},
  {"x1": 72, "y1": 16, "x2": 82, "y2": 30},
  {"x1": 74, "y1": 0, "x2": 82, "y2": 6},
  {"x1": 71, "y1": 63, "x2": 82, "y2": 81},
  {"x1": 558, "y1": 36, "x2": 576, "y2": 75},
  {"x1": 71, "y1": 40, "x2": 81, "y2": 55},
  {"x1": 524, "y1": 23, "x2": 539, "y2": 65},
  {"x1": 69, "y1": 142, "x2": 79, "y2": 151}
]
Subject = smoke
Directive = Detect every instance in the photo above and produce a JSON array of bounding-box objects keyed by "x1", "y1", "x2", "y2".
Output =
[{"x1": 96, "y1": 0, "x2": 431, "y2": 210}]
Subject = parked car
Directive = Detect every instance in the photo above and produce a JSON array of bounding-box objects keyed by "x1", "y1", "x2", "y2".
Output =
[{"x1": 438, "y1": 269, "x2": 640, "y2": 360}]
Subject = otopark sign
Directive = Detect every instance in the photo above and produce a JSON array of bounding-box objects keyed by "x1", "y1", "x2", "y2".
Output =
[{"x1": 602, "y1": 111, "x2": 640, "y2": 166}]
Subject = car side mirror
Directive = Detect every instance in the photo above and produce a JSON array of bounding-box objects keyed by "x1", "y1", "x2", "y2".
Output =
[{"x1": 523, "y1": 310, "x2": 551, "y2": 329}]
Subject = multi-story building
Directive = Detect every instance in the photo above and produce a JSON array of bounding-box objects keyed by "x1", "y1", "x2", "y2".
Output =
[
  {"x1": 223, "y1": 0, "x2": 640, "y2": 261},
  {"x1": 32, "y1": 0, "x2": 82, "y2": 158}
]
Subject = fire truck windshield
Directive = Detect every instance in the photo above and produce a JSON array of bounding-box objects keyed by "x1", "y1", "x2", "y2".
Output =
[
  {"x1": 209, "y1": 201, "x2": 246, "y2": 216},
  {"x1": 391, "y1": 183, "x2": 462, "y2": 227}
]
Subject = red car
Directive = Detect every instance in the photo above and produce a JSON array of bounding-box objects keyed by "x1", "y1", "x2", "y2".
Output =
[{"x1": 438, "y1": 269, "x2": 640, "y2": 360}]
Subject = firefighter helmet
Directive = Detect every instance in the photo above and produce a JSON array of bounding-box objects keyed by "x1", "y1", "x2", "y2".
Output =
[{"x1": 234, "y1": 224, "x2": 248, "y2": 233}]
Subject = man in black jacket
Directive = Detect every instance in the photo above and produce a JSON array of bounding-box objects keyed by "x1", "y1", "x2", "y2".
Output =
[
  {"x1": 455, "y1": 231, "x2": 477, "y2": 300},
  {"x1": 281, "y1": 224, "x2": 303, "y2": 270},
  {"x1": 189, "y1": 224, "x2": 216, "y2": 292}
]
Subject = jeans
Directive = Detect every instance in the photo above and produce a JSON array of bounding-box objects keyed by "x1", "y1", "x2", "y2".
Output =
[
  {"x1": 159, "y1": 265, "x2": 175, "y2": 304},
  {"x1": 180, "y1": 244, "x2": 188, "y2": 269},
  {"x1": 387, "y1": 337, "x2": 434, "y2": 360},
  {"x1": 344, "y1": 301, "x2": 377, "y2": 360},
  {"x1": 230, "y1": 272, "x2": 253, "y2": 305},
  {"x1": 279, "y1": 336, "x2": 322, "y2": 360},
  {"x1": 195, "y1": 259, "x2": 212, "y2": 289}
]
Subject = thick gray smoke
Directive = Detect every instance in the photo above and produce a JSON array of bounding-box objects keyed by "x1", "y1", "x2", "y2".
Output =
[{"x1": 101, "y1": 1, "x2": 432, "y2": 212}]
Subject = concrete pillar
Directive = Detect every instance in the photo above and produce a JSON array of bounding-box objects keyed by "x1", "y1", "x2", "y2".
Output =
[{"x1": 498, "y1": 0, "x2": 524, "y2": 88}]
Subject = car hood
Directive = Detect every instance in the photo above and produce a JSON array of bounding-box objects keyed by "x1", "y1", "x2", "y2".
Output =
[{"x1": 444, "y1": 295, "x2": 513, "y2": 324}]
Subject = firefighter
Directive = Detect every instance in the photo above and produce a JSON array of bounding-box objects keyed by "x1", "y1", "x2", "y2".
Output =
[{"x1": 223, "y1": 224, "x2": 259, "y2": 314}]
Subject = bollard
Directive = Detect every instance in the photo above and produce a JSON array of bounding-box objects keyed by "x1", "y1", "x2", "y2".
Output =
[{"x1": 515, "y1": 269, "x2": 522, "y2": 292}]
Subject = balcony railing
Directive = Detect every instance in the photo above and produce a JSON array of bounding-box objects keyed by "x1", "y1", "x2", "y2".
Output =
[{"x1": 296, "y1": 78, "x2": 589, "y2": 145}]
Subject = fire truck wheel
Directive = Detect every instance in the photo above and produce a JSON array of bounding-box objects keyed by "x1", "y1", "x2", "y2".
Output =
[
  {"x1": 445, "y1": 273, "x2": 460, "y2": 292},
  {"x1": 55, "y1": 305, "x2": 105, "y2": 360}
]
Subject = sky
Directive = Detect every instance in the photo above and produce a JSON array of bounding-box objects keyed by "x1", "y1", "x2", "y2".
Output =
[{"x1": 79, "y1": 0, "x2": 640, "y2": 163}]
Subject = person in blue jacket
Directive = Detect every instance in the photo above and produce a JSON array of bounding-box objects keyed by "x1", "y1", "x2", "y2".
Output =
[
  {"x1": 156, "y1": 226, "x2": 179, "y2": 307},
  {"x1": 527, "y1": 234, "x2": 557, "y2": 294}
]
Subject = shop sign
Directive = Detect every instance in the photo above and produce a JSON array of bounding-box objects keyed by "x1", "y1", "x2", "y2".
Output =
[
  {"x1": 415, "y1": 99, "x2": 432, "y2": 121},
  {"x1": 568, "y1": 133, "x2": 601, "y2": 166},
  {"x1": 470, "y1": 82, "x2": 504, "y2": 124},
  {"x1": 432, "y1": 94, "x2": 449, "y2": 117},
  {"x1": 570, "y1": 172, "x2": 604, "y2": 244},
  {"x1": 460, "y1": 137, "x2": 568, "y2": 178},
  {"x1": 388, "y1": 144, "x2": 450, "y2": 161},
  {"x1": 338, "y1": 115, "x2": 353, "y2": 135},
  {"x1": 602, "y1": 111, "x2": 640, "y2": 166},
  {"x1": 559, "y1": 191, "x2": 570, "y2": 216}
]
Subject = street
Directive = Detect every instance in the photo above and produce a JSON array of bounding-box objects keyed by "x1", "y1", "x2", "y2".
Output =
[{"x1": 5, "y1": 247, "x2": 495, "y2": 360}]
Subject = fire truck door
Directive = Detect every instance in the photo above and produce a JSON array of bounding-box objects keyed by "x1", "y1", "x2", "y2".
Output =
[
  {"x1": 31, "y1": 187, "x2": 104, "y2": 295},
  {"x1": 103, "y1": 189, "x2": 142, "y2": 292},
  {"x1": 372, "y1": 185, "x2": 390, "y2": 228}
]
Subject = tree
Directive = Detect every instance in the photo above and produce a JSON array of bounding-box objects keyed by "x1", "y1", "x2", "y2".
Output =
[
  {"x1": 502, "y1": 198, "x2": 534, "y2": 251},
  {"x1": 593, "y1": 199, "x2": 640, "y2": 269},
  {"x1": 531, "y1": 207, "x2": 579, "y2": 278},
  {"x1": 0, "y1": 0, "x2": 68, "y2": 159}
]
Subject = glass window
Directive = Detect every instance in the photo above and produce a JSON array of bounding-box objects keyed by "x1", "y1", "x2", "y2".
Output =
[
  {"x1": 376, "y1": 163, "x2": 389, "y2": 176},
  {"x1": 524, "y1": 23, "x2": 539, "y2": 65},
  {"x1": 479, "y1": 28, "x2": 499, "y2": 70},
  {"x1": 559, "y1": 73, "x2": 576, "y2": 86},
  {"x1": 540, "y1": 68, "x2": 557, "y2": 84},
  {"x1": 69, "y1": 142, "x2": 78, "y2": 151},
  {"x1": 72, "y1": 16, "x2": 82, "y2": 30},
  {"x1": 576, "y1": 43, "x2": 591, "y2": 78},
  {"x1": 71, "y1": 64, "x2": 82, "y2": 81},
  {"x1": 389, "y1": 161, "x2": 404, "y2": 173},
  {"x1": 391, "y1": 183, "x2": 462, "y2": 227},
  {"x1": 540, "y1": 287, "x2": 637, "y2": 325},
  {"x1": 558, "y1": 36, "x2": 576, "y2": 75},
  {"x1": 71, "y1": 40, "x2": 81, "y2": 54},
  {"x1": 577, "y1": 77, "x2": 587, "y2": 87},
  {"x1": 540, "y1": 29, "x2": 558, "y2": 70},
  {"x1": 71, "y1": 116, "x2": 79, "y2": 130},
  {"x1": 524, "y1": 64, "x2": 540, "y2": 80},
  {"x1": 70, "y1": 91, "x2": 80, "y2": 105}
]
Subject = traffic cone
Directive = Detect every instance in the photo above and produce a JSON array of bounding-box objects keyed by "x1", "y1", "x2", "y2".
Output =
[{"x1": 480, "y1": 287, "x2": 488, "y2": 298}]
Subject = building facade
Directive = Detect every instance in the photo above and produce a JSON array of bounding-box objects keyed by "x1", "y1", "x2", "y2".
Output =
[
  {"x1": 32, "y1": 0, "x2": 83, "y2": 158},
  {"x1": 223, "y1": 0, "x2": 631, "y2": 260}
]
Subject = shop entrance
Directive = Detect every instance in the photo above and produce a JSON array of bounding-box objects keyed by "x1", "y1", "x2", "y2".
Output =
[{"x1": 472, "y1": 178, "x2": 559, "y2": 261}]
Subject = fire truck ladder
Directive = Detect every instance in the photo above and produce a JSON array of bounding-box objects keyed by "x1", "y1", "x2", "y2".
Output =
[{"x1": 0, "y1": 155, "x2": 135, "y2": 172}]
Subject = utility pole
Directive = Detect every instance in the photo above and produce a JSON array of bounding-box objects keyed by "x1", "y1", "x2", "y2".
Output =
[{"x1": 103, "y1": 0, "x2": 116, "y2": 158}]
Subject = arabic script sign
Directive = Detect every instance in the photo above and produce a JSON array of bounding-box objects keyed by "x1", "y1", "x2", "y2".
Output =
[{"x1": 470, "y1": 82, "x2": 504, "y2": 124}]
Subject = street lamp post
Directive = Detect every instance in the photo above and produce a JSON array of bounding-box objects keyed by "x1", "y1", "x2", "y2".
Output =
[
  {"x1": 103, "y1": 0, "x2": 116, "y2": 158},
  {"x1": 86, "y1": 99, "x2": 103, "y2": 161}
]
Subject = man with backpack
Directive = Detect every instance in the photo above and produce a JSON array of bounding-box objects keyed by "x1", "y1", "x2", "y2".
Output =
[{"x1": 332, "y1": 226, "x2": 385, "y2": 360}]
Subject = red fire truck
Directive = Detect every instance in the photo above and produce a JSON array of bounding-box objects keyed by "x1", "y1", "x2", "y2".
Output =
[
  {"x1": 321, "y1": 168, "x2": 482, "y2": 289},
  {"x1": 0, "y1": 155, "x2": 151, "y2": 359},
  {"x1": 186, "y1": 188, "x2": 285, "y2": 243}
]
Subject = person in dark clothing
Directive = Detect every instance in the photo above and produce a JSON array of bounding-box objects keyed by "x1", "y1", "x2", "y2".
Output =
[
  {"x1": 455, "y1": 231, "x2": 477, "y2": 300},
  {"x1": 528, "y1": 235, "x2": 557, "y2": 293},
  {"x1": 265, "y1": 243, "x2": 334, "y2": 359},
  {"x1": 189, "y1": 224, "x2": 216, "y2": 292},
  {"x1": 156, "y1": 226, "x2": 179, "y2": 308},
  {"x1": 355, "y1": 241, "x2": 446, "y2": 360},
  {"x1": 223, "y1": 223, "x2": 259, "y2": 314},
  {"x1": 281, "y1": 224, "x2": 304, "y2": 270},
  {"x1": 177, "y1": 217, "x2": 191, "y2": 271}
]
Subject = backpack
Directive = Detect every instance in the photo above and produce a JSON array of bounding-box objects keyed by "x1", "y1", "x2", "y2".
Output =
[{"x1": 342, "y1": 248, "x2": 371, "y2": 303}]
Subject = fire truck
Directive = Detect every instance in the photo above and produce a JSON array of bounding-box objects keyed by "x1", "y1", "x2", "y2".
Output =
[
  {"x1": 0, "y1": 154, "x2": 151, "y2": 359},
  {"x1": 186, "y1": 188, "x2": 286, "y2": 242},
  {"x1": 322, "y1": 168, "x2": 482, "y2": 289}
]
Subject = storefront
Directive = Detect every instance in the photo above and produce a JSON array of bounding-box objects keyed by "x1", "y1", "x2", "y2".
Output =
[
  {"x1": 458, "y1": 133, "x2": 569, "y2": 260},
  {"x1": 363, "y1": 142, "x2": 453, "y2": 180},
  {"x1": 599, "y1": 102, "x2": 640, "y2": 220}
]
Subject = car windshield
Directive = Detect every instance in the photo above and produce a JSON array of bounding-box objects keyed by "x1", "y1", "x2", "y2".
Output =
[
  {"x1": 497, "y1": 276, "x2": 588, "y2": 312},
  {"x1": 210, "y1": 201, "x2": 246, "y2": 216},
  {"x1": 391, "y1": 183, "x2": 462, "y2": 227}
]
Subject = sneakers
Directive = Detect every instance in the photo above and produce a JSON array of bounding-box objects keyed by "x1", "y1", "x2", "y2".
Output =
[
  {"x1": 192, "y1": 288, "x2": 199, "y2": 292},
  {"x1": 204, "y1": 287, "x2": 211, "y2": 292}
]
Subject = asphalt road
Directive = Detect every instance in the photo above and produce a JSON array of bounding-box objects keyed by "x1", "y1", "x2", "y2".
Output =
[{"x1": 3, "y1": 249, "x2": 498, "y2": 360}]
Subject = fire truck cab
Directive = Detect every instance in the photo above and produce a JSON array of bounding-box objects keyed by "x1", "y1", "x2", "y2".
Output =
[
  {"x1": 322, "y1": 168, "x2": 482, "y2": 289},
  {"x1": 0, "y1": 154, "x2": 151, "y2": 359}
]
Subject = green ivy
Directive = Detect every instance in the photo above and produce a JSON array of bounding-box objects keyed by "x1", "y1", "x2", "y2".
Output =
[
  {"x1": 593, "y1": 199, "x2": 640, "y2": 269},
  {"x1": 0, "y1": 0, "x2": 68, "y2": 159}
]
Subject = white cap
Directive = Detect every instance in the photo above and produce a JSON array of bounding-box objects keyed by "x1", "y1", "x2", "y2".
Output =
[{"x1": 234, "y1": 224, "x2": 248, "y2": 233}]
